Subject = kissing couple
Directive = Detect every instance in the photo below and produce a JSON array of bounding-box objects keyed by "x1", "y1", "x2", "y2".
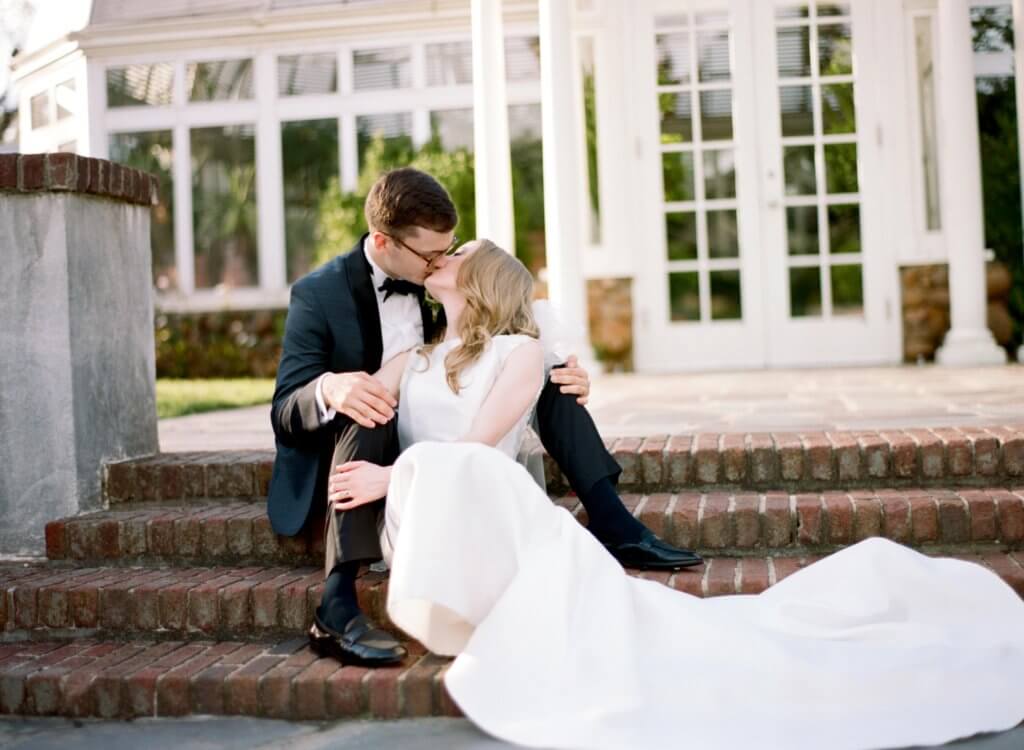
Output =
[{"x1": 266, "y1": 168, "x2": 1024, "y2": 749}]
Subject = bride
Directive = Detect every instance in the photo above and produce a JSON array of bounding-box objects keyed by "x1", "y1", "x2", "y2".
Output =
[{"x1": 328, "y1": 239, "x2": 1024, "y2": 750}]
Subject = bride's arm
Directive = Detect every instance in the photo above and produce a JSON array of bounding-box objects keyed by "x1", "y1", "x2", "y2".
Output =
[
  {"x1": 373, "y1": 350, "x2": 412, "y2": 401},
  {"x1": 460, "y1": 339, "x2": 544, "y2": 447}
]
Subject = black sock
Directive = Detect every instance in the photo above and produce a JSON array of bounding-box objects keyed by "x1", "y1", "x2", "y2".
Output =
[
  {"x1": 318, "y1": 559, "x2": 362, "y2": 631},
  {"x1": 578, "y1": 477, "x2": 647, "y2": 546}
]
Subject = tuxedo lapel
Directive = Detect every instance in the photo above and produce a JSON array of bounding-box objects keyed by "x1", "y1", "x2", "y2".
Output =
[{"x1": 343, "y1": 235, "x2": 384, "y2": 372}]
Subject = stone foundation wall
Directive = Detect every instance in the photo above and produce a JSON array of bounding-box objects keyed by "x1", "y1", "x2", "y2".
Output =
[
  {"x1": 900, "y1": 261, "x2": 1015, "y2": 362},
  {"x1": 587, "y1": 278, "x2": 633, "y2": 372}
]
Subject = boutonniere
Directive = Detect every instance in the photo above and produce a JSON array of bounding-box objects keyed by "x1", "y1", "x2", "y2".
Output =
[{"x1": 424, "y1": 291, "x2": 442, "y2": 322}]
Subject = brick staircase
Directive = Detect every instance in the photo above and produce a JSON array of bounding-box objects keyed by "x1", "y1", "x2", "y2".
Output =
[{"x1": 3, "y1": 426, "x2": 1024, "y2": 720}]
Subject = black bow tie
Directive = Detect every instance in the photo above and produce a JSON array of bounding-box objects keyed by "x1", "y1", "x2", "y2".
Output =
[{"x1": 378, "y1": 277, "x2": 421, "y2": 302}]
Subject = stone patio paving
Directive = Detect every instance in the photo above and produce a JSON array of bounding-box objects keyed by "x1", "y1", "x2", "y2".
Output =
[{"x1": 158, "y1": 364, "x2": 1024, "y2": 451}]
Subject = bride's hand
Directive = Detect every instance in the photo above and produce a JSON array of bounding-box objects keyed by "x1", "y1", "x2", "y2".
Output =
[
  {"x1": 549, "y1": 354, "x2": 590, "y2": 406},
  {"x1": 328, "y1": 460, "x2": 392, "y2": 510}
]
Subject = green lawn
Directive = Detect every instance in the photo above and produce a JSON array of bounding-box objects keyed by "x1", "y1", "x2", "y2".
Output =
[{"x1": 156, "y1": 378, "x2": 276, "y2": 419}]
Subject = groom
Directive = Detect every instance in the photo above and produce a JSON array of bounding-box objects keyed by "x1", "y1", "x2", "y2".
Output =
[{"x1": 267, "y1": 167, "x2": 701, "y2": 667}]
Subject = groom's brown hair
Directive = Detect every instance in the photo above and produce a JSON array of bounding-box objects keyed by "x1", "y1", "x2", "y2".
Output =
[{"x1": 364, "y1": 167, "x2": 458, "y2": 238}]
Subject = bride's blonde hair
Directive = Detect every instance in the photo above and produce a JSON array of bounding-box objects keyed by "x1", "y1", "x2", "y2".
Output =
[{"x1": 425, "y1": 239, "x2": 540, "y2": 394}]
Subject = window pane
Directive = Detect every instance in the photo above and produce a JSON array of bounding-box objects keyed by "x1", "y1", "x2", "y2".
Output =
[
  {"x1": 106, "y1": 63, "x2": 174, "y2": 107},
  {"x1": 819, "y1": 4, "x2": 851, "y2": 17},
  {"x1": 580, "y1": 36, "x2": 601, "y2": 244},
  {"x1": 779, "y1": 85, "x2": 814, "y2": 136},
  {"x1": 777, "y1": 25, "x2": 810, "y2": 78},
  {"x1": 356, "y1": 113, "x2": 413, "y2": 170},
  {"x1": 662, "y1": 152, "x2": 695, "y2": 202},
  {"x1": 787, "y1": 205, "x2": 819, "y2": 255},
  {"x1": 660, "y1": 92, "x2": 693, "y2": 144},
  {"x1": 109, "y1": 130, "x2": 176, "y2": 291},
  {"x1": 710, "y1": 270, "x2": 742, "y2": 320},
  {"x1": 703, "y1": 149, "x2": 736, "y2": 199},
  {"x1": 669, "y1": 271, "x2": 700, "y2": 321},
  {"x1": 430, "y1": 108, "x2": 474, "y2": 151},
  {"x1": 821, "y1": 83, "x2": 856, "y2": 134},
  {"x1": 789, "y1": 266, "x2": 822, "y2": 317},
  {"x1": 830, "y1": 264, "x2": 863, "y2": 315},
  {"x1": 30, "y1": 92, "x2": 49, "y2": 129},
  {"x1": 698, "y1": 29, "x2": 730, "y2": 82},
  {"x1": 282, "y1": 119, "x2": 339, "y2": 283},
  {"x1": 426, "y1": 41, "x2": 472, "y2": 86},
  {"x1": 354, "y1": 47, "x2": 411, "y2": 90},
  {"x1": 784, "y1": 145, "x2": 816, "y2": 195},
  {"x1": 818, "y1": 22, "x2": 853, "y2": 76},
  {"x1": 187, "y1": 59, "x2": 254, "y2": 101},
  {"x1": 656, "y1": 32, "x2": 691, "y2": 85},
  {"x1": 776, "y1": 6, "x2": 810, "y2": 20},
  {"x1": 700, "y1": 89, "x2": 733, "y2": 140},
  {"x1": 56, "y1": 79, "x2": 75, "y2": 120},
  {"x1": 666, "y1": 212, "x2": 697, "y2": 260},
  {"x1": 707, "y1": 209, "x2": 739, "y2": 258},
  {"x1": 824, "y1": 142, "x2": 858, "y2": 193},
  {"x1": 828, "y1": 203, "x2": 860, "y2": 253},
  {"x1": 191, "y1": 125, "x2": 259, "y2": 289},
  {"x1": 278, "y1": 53, "x2": 337, "y2": 96},
  {"x1": 505, "y1": 36, "x2": 541, "y2": 82},
  {"x1": 508, "y1": 104, "x2": 546, "y2": 274}
]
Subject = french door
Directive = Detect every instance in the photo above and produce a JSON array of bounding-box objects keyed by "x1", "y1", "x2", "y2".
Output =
[{"x1": 631, "y1": 0, "x2": 895, "y2": 371}]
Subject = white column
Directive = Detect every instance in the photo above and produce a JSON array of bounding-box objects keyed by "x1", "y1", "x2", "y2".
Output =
[
  {"x1": 935, "y1": 0, "x2": 1007, "y2": 365},
  {"x1": 470, "y1": 0, "x2": 515, "y2": 252},
  {"x1": 1014, "y1": 0, "x2": 1024, "y2": 362},
  {"x1": 255, "y1": 52, "x2": 286, "y2": 291},
  {"x1": 539, "y1": 0, "x2": 596, "y2": 366}
]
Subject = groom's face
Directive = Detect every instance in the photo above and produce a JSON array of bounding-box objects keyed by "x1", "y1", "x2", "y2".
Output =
[{"x1": 373, "y1": 227, "x2": 456, "y2": 285}]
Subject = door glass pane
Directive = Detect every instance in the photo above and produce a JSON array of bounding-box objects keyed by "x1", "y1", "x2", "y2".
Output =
[
  {"x1": 818, "y1": 23, "x2": 853, "y2": 75},
  {"x1": 824, "y1": 143, "x2": 858, "y2": 193},
  {"x1": 109, "y1": 130, "x2": 175, "y2": 291},
  {"x1": 710, "y1": 270, "x2": 742, "y2": 320},
  {"x1": 707, "y1": 210, "x2": 739, "y2": 258},
  {"x1": 669, "y1": 272, "x2": 701, "y2": 321},
  {"x1": 656, "y1": 32, "x2": 691, "y2": 85},
  {"x1": 776, "y1": 26, "x2": 811, "y2": 78},
  {"x1": 787, "y1": 206, "x2": 819, "y2": 255},
  {"x1": 827, "y1": 204, "x2": 861, "y2": 254},
  {"x1": 698, "y1": 29, "x2": 730, "y2": 82},
  {"x1": 700, "y1": 89, "x2": 733, "y2": 140},
  {"x1": 666, "y1": 213, "x2": 698, "y2": 260},
  {"x1": 187, "y1": 60, "x2": 254, "y2": 101},
  {"x1": 821, "y1": 83, "x2": 856, "y2": 133},
  {"x1": 660, "y1": 92, "x2": 693, "y2": 143},
  {"x1": 663, "y1": 152, "x2": 696, "y2": 201},
  {"x1": 790, "y1": 266, "x2": 822, "y2": 317},
  {"x1": 779, "y1": 85, "x2": 814, "y2": 136},
  {"x1": 784, "y1": 145, "x2": 816, "y2": 195},
  {"x1": 703, "y1": 149, "x2": 736, "y2": 199},
  {"x1": 830, "y1": 264, "x2": 863, "y2": 315},
  {"x1": 353, "y1": 47, "x2": 411, "y2": 90},
  {"x1": 281, "y1": 119, "x2": 339, "y2": 282},
  {"x1": 191, "y1": 125, "x2": 259, "y2": 289},
  {"x1": 278, "y1": 54, "x2": 337, "y2": 96}
]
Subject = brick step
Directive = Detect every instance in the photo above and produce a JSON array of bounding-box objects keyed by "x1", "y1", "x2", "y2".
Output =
[
  {"x1": 104, "y1": 425, "x2": 1024, "y2": 503},
  {"x1": 47, "y1": 487, "x2": 1024, "y2": 567},
  {"x1": 5, "y1": 549, "x2": 1024, "y2": 643},
  {"x1": 3, "y1": 547, "x2": 1024, "y2": 721}
]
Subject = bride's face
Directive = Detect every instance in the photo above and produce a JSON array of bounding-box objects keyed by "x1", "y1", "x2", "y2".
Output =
[{"x1": 424, "y1": 240, "x2": 479, "y2": 298}]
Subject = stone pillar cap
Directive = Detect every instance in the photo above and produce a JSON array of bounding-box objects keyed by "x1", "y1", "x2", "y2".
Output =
[{"x1": 0, "y1": 152, "x2": 158, "y2": 206}]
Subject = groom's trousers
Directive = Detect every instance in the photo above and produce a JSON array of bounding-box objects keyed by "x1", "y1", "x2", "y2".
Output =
[{"x1": 327, "y1": 375, "x2": 621, "y2": 567}]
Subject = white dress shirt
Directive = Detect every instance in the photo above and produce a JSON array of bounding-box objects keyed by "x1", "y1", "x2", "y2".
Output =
[{"x1": 315, "y1": 238, "x2": 424, "y2": 423}]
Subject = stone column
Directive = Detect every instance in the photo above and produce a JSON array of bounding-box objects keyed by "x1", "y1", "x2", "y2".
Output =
[
  {"x1": 470, "y1": 0, "x2": 515, "y2": 252},
  {"x1": 935, "y1": 0, "x2": 1007, "y2": 365},
  {"x1": 539, "y1": 0, "x2": 596, "y2": 367},
  {"x1": 0, "y1": 153, "x2": 160, "y2": 556}
]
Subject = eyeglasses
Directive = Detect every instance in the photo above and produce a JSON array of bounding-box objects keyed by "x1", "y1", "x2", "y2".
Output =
[{"x1": 381, "y1": 232, "x2": 460, "y2": 266}]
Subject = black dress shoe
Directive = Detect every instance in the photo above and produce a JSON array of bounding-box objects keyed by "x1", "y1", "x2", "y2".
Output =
[
  {"x1": 604, "y1": 531, "x2": 704, "y2": 571},
  {"x1": 308, "y1": 611, "x2": 408, "y2": 667}
]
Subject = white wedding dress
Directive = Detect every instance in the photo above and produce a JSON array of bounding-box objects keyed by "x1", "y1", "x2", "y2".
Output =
[{"x1": 379, "y1": 335, "x2": 1024, "y2": 750}]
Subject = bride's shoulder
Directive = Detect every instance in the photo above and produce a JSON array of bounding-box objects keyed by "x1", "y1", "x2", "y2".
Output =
[{"x1": 492, "y1": 334, "x2": 543, "y2": 362}]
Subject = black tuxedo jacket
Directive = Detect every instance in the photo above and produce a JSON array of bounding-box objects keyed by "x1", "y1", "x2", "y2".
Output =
[{"x1": 267, "y1": 235, "x2": 440, "y2": 536}]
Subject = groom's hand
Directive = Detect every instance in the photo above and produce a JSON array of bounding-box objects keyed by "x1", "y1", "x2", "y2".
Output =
[
  {"x1": 329, "y1": 460, "x2": 392, "y2": 510},
  {"x1": 550, "y1": 355, "x2": 591, "y2": 406},
  {"x1": 322, "y1": 372, "x2": 397, "y2": 428}
]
